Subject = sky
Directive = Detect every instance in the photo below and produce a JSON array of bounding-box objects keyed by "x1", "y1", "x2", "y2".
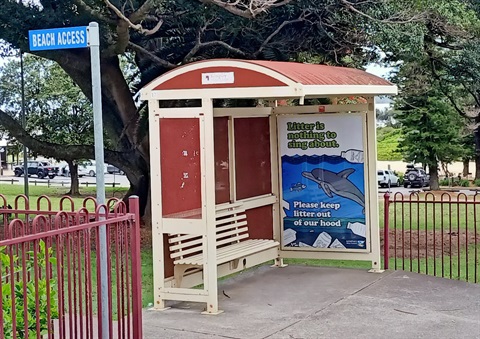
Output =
[{"x1": 365, "y1": 63, "x2": 395, "y2": 110}]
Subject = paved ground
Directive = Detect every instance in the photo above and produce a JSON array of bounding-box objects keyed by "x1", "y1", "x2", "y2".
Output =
[{"x1": 143, "y1": 265, "x2": 480, "y2": 339}]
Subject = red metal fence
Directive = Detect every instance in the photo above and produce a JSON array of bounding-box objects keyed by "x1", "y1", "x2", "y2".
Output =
[
  {"x1": 383, "y1": 192, "x2": 479, "y2": 283},
  {"x1": 0, "y1": 194, "x2": 143, "y2": 339}
]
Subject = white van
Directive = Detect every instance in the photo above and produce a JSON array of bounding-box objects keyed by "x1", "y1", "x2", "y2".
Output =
[
  {"x1": 377, "y1": 169, "x2": 399, "y2": 188},
  {"x1": 82, "y1": 160, "x2": 108, "y2": 177}
]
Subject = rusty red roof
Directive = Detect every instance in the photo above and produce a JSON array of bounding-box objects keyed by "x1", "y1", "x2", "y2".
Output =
[
  {"x1": 244, "y1": 60, "x2": 392, "y2": 86},
  {"x1": 143, "y1": 58, "x2": 396, "y2": 98}
]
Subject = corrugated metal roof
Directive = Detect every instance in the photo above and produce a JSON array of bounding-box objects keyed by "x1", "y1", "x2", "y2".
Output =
[{"x1": 244, "y1": 60, "x2": 392, "y2": 86}]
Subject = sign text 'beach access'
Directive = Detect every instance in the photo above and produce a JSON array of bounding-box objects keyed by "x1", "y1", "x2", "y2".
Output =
[{"x1": 29, "y1": 26, "x2": 88, "y2": 51}]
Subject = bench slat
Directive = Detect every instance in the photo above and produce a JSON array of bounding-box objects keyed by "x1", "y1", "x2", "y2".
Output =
[
  {"x1": 216, "y1": 226, "x2": 248, "y2": 240},
  {"x1": 170, "y1": 237, "x2": 203, "y2": 252},
  {"x1": 215, "y1": 201, "x2": 243, "y2": 211},
  {"x1": 215, "y1": 208, "x2": 245, "y2": 219},
  {"x1": 216, "y1": 220, "x2": 247, "y2": 233},
  {"x1": 216, "y1": 214, "x2": 246, "y2": 226},
  {"x1": 216, "y1": 240, "x2": 278, "y2": 265},
  {"x1": 170, "y1": 227, "x2": 250, "y2": 257},
  {"x1": 168, "y1": 233, "x2": 201, "y2": 244},
  {"x1": 216, "y1": 239, "x2": 275, "y2": 258},
  {"x1": 170, "y1": 244, "x2": 203, "y2": 259},
  {"x1": 174, "y1": 239, "x2": 278, "y2": 265},
  {"x1": 170, "y1": 222, "x2": 248, "y2": 252},
  {"x1": 216, "y1": 232, "x2": 249, "y2": 247}
]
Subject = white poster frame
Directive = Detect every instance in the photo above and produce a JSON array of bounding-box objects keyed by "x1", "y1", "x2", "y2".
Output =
[{"x1": 277, "y1": 112, "x2": 371, "y2": 253}]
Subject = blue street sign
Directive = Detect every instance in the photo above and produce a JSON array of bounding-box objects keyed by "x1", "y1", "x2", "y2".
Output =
[{"x1": 29, "y1": 26, "x2": 88, "y2": 51}]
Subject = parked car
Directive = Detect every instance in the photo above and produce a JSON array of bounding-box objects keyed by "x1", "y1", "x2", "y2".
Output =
[
  {"x1": 377, "y1": 169, "x2": 399, "y2": 188},
  {"x1": 58, "y1": 162, "x2": 88, "y2": 177},
  {"x1": 82, "y1": 160, "x2": 108, "y2": 177},
  {"x1": 14, "y1": 161, "x2": 59, "y2": 179},
  {"x1": 107, "y1": 165, "x2": 124, "y2": 175},
  {"x1": 403, "y1": 165, "x2": 430, "y2": 188}
]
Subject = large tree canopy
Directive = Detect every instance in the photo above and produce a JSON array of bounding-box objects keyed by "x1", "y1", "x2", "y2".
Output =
[
  {"x1": 0, "y1": 0, "x2": 395, "y2": 218},
  {"x1": 1, "y1": 0, "x2": 474, "y2": 217},
  {"x1": 372, "y1": 0, "x2": 480, "y2": 178}
]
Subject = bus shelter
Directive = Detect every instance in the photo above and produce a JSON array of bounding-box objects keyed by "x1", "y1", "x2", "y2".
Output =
[{"x1": 140, "y1": 59, "x2": 397, "y2": 314}]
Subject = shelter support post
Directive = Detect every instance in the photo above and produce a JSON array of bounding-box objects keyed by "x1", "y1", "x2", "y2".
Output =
[
  {"x1": 366, "y1": 97, "x2": 383, "y2": 273},
  {"x1": 201, "y1": 98, "x2": 223, "y2": 315},
  {"x1": 149, "y1": 111, "x2": 170, "y2": 310},
  {"x1": 269, "y1": 103, "x2": 287, "y2": 268}
]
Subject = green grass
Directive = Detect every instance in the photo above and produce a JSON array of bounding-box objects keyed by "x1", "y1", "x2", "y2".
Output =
[
  {"x1": 379, "y1": 199, "x2": 480, "y2": 231},
  {"x1": 284, "y1": 258, "x2": 372, "y2": 270},
  {"x1": 387, "y1": 244, "x2": 480, "y2": 284},
  {"x1": 0, "y1": 184, "x2": 129, "y2": 210},
  {"x1": 140, "y1": 250, "x2": 154, "y2": 307}
]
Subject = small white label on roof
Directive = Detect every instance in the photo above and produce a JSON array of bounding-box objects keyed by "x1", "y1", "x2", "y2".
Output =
[{"x1": 201, "y1": 72, "x2": 234, "y2": 85}]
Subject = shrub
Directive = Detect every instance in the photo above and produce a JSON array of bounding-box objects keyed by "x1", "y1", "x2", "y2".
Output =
[
  {"x1": 1, "y1": 240, "x2": 58, "y2": 338},
  {"x1": 459, "y1": 179, "x2": 470, "y2": 187},
  {"x1": 474, "y1": 179, "x2": 480, "y2": 187},
  {"x1": 439, "y1": 178, "x2": 450, "y2": 186}
]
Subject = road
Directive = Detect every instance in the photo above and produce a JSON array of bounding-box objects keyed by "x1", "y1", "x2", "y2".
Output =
[{"x1": 0, "y1": 170, "x2": 130, "y2": 188}]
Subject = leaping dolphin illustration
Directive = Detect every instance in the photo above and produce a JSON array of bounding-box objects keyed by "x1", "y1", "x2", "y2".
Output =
[{"x1": 301, "y1": 168, "x2": 365, "y2": 213}]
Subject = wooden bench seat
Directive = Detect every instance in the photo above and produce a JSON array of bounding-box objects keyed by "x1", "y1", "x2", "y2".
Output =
[{"x1": 168, "y1": 203, "x2": 279, "y2": 287}]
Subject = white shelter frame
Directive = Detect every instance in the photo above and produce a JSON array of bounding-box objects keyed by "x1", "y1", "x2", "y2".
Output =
[{"x1": 141, "y1": 59, "x2": 397, "y2": 314}]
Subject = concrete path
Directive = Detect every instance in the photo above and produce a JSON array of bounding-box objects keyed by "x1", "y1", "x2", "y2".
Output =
[{"x1": 143, "y1": 265, "x2": 480, "y2": 339}]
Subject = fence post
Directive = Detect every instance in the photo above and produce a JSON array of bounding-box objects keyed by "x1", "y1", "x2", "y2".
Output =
[
  {"x1": 129, "y1": 195, "x2": 143, "y2": 338},
  {"x1": 383, "y1": 192, "x2": 390, "y2": 270}
]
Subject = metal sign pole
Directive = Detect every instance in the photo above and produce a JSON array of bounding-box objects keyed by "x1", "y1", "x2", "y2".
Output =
[
  {"x1": 20, "y1": 51, "x2": 29, "y2": 197},
  {"x1": 88, "y1": 22, "x2": 109, "y2": 338},
  {"x1": 28, "y1": 22, "x2": 109, "y2": 338}
]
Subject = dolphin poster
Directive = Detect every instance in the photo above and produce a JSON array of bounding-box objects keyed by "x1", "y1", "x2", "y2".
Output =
[{"x1": 278, "y1": 114, "x2": 368, "y2": 250}]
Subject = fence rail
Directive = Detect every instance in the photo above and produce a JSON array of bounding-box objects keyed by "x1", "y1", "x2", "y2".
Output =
[
  {"x1": 0, "y1": 179, "x2": 122, "y2": 187},
  {"x1": 383, "y1": 192, "x2": 479, "y2": 283},
  {"x1": 0, "y1": 194, "x2": 142, "y2": 339}
]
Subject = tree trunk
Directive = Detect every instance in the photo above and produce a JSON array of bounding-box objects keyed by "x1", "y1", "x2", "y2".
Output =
[
  {"x1": 67, "y1": 160, "x2": 80, "y2": 196},
  {"x1": 429, "y1": 165, "x2": 440, "y2": 190},
  {"x1": 475, "y1": 129, "x2": 480, "y2": 180},
  {"x1": 463, "y1": 159, "x2": 470, "y2": 178},
  {"x1": 53, "y1": 52, "x2": 151, "y2": 210}
]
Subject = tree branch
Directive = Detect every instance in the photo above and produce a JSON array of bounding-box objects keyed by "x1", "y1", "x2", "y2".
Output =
[
  {"x1": 198, "y1": 41, "x2": 248, "y2": 57},
  {"x1": 104, "y1": 0, "x2": 163, "y2": 35},
  {"x1": 339, "y1": 0, "x2": 426, "y2": 24},
  {"x1": 129, "y1": 0, "x2": 156, "y2": 23},
  {"x1": 74, "y1": 0, "x2": 116, "y2": 24},
  {"x1": 200, "y1": 0, "x2": 292, "y2": 19},
  {"x1": 127, "y1": 42, "x2": 177, "y2": 69},
  {"x1": 254, "y1": 13, "x2": 307, "y2": 57},
  {"x1": 427, "y1": 57, "x2": 470, "y2": 119},
  {"x1": 0, "y1": 108, "x2": 131, "y2": 167}
]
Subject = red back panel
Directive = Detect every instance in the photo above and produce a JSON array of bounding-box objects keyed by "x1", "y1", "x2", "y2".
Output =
[
  {"x1": 159, "y1": 118, "x2": 202, "y2": 217},
  {"x1": 234, "y1": 117, "x2": 272, "y2": 200},
  {"x1": 246, "y1": 205, "x2": 274, "y2": 239},
  {"x1": 214, "y1": 117, "x2": 230, "y2": 204}
]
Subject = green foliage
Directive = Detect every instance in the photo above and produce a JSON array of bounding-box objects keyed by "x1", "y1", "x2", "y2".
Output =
[
  {"x1": 439, "y1": 178, "x2": 450, "y2": 186},
  {"x1": 396, "y1": 171, "x2": 405, "y2": 185},
  {"x1": 474, "y1": 179, "x2": 480, "y2": 187},
  {"x1": 395, "y1": 79, "x2": 465, "y2": 169},
  {"x1": 376, "y1": 126, "x2": 403, "y2": 161},
  {"x1": 0, "y1": 240, "x2": 58, "y2": 338},
  {"x1": 0, "y1": 55, "x2": 94, "y2": 149},
  {"x1": 459, "y1": 179, "x2": 471, "y2": 187}
]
